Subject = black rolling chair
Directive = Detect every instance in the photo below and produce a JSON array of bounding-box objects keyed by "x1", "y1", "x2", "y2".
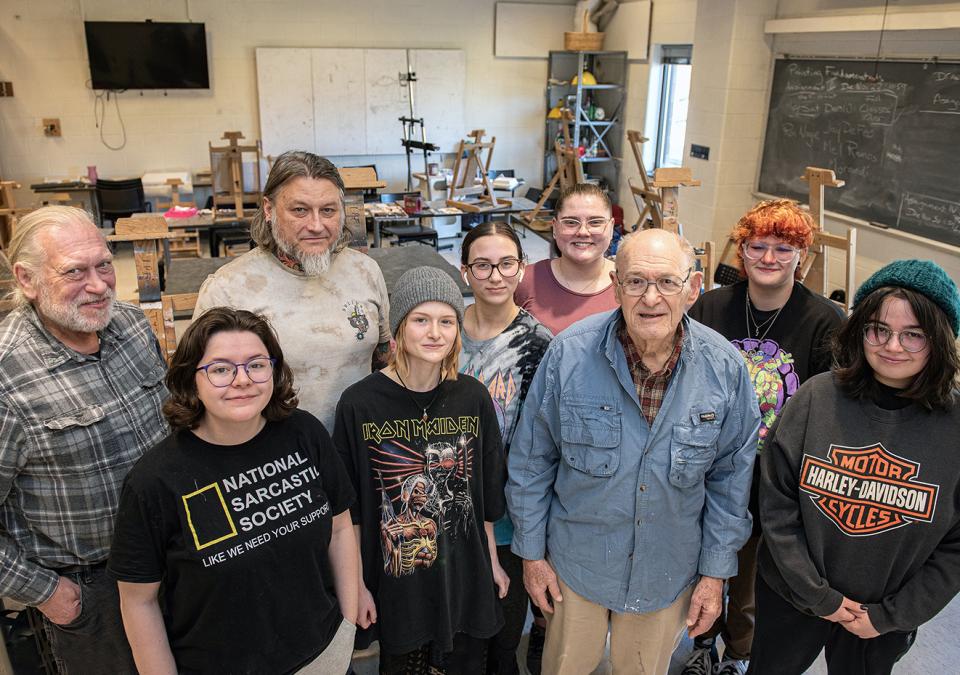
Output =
[
  {"x1": 95, "y1": 178, "x2": 150, "y2": 227},
  {"x1": 378, "y1": 193, "x2": 438, "y2": 248}
]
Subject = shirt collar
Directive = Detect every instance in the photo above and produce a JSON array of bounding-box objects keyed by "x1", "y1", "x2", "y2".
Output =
[
  {"x1": 617, "y1": 317, "x2": 684, "y2": 377},
  {"x1": 273, "y1": 248, "x2": 306, "y2": 273},
  {"x1": 20, "y1": 303, "x2": 117, "y2": 369}
]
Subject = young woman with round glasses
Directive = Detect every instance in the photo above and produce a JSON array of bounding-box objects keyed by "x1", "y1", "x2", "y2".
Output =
[
  {"x1": 109, "y1": 308, "x2": 359, "y2": 674},
  {"x1": 514, "y1": 183, "x2": 618, "y2": 336},
  {"x1": 459, "y1": 222, "x2": 552, "y2": 674},
  {"x1": 749, "y1": 259, "x2": 960, "y2": 675}
]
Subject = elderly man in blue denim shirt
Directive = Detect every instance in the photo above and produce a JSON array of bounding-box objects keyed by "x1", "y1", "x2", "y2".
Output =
[{"x1": 507, "y1": 229, "x2": 760, "y2": 674}]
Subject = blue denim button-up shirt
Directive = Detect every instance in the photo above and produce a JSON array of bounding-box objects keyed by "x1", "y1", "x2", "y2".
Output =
[{"x1": 507, "y1": 310, "x2": 760, "y2": 613}]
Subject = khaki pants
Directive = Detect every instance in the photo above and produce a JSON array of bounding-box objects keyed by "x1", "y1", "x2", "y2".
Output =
[{"x1": 543, "y1": 578, "x2": 693, "y2": 675}]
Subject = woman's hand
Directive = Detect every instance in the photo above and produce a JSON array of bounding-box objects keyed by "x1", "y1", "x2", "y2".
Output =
[
  {"x1": 357, "y1": 583, "x2": 377, "y2": 629},
  {"x1": 491, "y1": 556, "x2": 510, "y2": 599},
  {"x1": 843, "y1": 610, "x2": 881, "y2": 639},
  {"x1": 821, "y1": 596, "x2": 867, "y2": 624}
]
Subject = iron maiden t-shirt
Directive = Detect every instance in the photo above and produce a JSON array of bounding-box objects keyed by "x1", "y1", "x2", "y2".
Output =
[
  {"x1": 334, "y1": 371, "x2": 506, "y2": 655},
  {"x1": 108, "y1": 410, "x2": 354, "y2": 674}
]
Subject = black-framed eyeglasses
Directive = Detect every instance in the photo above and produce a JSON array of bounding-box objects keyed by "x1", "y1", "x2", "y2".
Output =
[
  {"x1": 741, "y1": 241, "x2": 800, "y2": 263},
  {"x1": 616, "y1": 268, "x2": 692, "y2": 296},
  {"x1": 196, "y1": 357, "x2": 277, "y2": 387},
  {"x1": 465, "y1": 258, "x2": 523, "y2": 280},
  {"x1": 863, "y1": 324, "x2": 928, "y2": 353}
]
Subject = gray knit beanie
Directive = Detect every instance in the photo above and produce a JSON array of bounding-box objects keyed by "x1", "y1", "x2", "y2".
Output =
[{"x1": 390, "y1": 266, "x2": 465, "y2": 335}]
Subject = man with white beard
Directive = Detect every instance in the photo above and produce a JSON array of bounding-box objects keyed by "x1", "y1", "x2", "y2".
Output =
[
  {"x1": 0, "y1": 206, "x2": 169, "y2": 673},
  {"x1": 194, "y1": 151, "x2": 391, "y2": 430}
]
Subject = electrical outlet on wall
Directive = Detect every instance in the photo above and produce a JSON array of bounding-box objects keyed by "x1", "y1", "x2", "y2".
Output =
[{"x1": 43, "y1": 118, "x2": 61, "y2": 137}]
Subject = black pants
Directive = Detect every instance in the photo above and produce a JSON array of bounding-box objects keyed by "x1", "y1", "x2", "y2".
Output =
[
  {"x1": 747, "y1": 575, "x2": 915, "y2": 675},
  {"x1": 485, "y1": 545, "x2": 527, "y2": 674},
  {"x1": 40, "y1": 565, "x2": 137, "y2": 675},
  {"x1": 380, "y1": 633, "x2": 488, "y2": 674}
]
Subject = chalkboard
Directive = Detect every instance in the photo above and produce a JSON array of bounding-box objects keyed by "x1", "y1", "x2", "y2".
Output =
[{"x1": 758, "y1": 58, "x2": 960, "y2": 248}]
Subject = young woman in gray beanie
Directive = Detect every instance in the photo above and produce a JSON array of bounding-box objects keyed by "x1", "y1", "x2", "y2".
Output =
[
  {"x1": 750, "y1": 259, "x2": 960, "y2": 675},
  {"x1": 333, "y1": 266, "x2": 508, "y2": 673}
]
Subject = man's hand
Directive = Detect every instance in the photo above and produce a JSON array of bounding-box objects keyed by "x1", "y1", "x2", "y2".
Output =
[
  {"x1": 523, "y1": 558, "x2": 563, "y2": 614},
  {"x1": 843, "y1": 610, "x2": 880, "y2": 639},
  {"x1": 821, "y1": 596, "x2": 867, "y2": 624},
  {"x1": 36, "y1": 576, "x2": 81, "y2": 625},
  {"x1": 686, "y1": 576, "x2": 723, "y2": 637},
  {"x1": 357, "y1": 583, "x2": 377, "y2": 629}
]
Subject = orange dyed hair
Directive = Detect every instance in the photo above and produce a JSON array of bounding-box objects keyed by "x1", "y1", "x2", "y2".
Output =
[{"x1": 731, "y1": 199, "x2": 815, "y2": 280}]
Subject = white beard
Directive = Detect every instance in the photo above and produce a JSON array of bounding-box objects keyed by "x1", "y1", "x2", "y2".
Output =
[{"x1": 36, "y1": 285, "x2": 115, "y2": 334}]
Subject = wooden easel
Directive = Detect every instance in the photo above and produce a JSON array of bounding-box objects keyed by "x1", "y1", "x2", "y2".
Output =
[
  {"x1": 622, "y1": 130, "x2": 715, "y2": 285},
  {"x1": 0, "y1": 249, "x2": 15, "y2": 320},
  {"x1": 0, "y1": 181, "x2": 30, "y2": 250},
  {"x1": 447, "y1": 130, "x2": 510, "y2": 212},
  {"x1": 651, "y1": 167, "x2": 701, "y2": 234},
  {"x1": 158, "y1": 178, "x2": 201, "y2": 258},
  {"x1": 209, "y1": 131, "x2": 263, "y2": 222},
  {"x1": 626, "y1": 131, "x2": 664, "y2": 230},
  {"x1": 625, "y1": 131, "x2": 700, "y2": 235},
  {"x1": 800, "y1": 167, "x2": 857, "y2": 312},
  {"x1": 158, "y1": 178, "x2": 195, "y2": 211},
  {"x1": 518, "y1": 110, "x2": 584, "y2": 231},
  {"x1": 107, "y1": 216, "x2": 196, "y2": 359}
]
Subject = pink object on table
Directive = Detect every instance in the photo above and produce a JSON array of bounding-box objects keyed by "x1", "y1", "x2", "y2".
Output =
[{"x1": 163, "y1": 206, "x2": 199, "y2": 218}]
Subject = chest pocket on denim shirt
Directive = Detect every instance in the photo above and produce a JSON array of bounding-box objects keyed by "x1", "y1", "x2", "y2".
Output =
[
  {"x1": 669, "y1": 413, "x2": 721, "y2": 488},
  {"x1": 559, "y1": 398, "x2": 621, "y2": 476}
]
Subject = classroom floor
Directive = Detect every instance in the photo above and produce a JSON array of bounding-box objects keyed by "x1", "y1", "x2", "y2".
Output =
[{"x1": 113, "y1": 231, "x2": 959, "y2": 674}]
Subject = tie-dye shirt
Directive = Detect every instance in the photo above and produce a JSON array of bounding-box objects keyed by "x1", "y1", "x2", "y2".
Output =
[{"x1": 460, "y1": 309, "x2": 551, "y2": 545}]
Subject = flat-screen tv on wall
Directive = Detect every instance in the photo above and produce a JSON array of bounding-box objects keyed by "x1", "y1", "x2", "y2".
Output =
[{"x1": 84, "y1": 21, "x2": 209, "y2": 90}]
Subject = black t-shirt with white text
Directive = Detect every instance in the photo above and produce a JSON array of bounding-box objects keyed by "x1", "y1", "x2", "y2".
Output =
[
  {"x1": 334, "y1": 372, "x2": 506, "y2": 655},
  {"x1": 108, "y1": 409, "x2": 354, "y2": 675}
]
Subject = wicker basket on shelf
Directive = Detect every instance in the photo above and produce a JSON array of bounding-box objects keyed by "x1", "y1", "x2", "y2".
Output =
[{"x1": 564, "y1": 10, "x2": 604, "y2": 51}]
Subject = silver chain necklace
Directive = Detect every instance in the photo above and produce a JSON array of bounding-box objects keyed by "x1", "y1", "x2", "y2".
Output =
[{"x1": 744, "y1": 291, "x2": 785, "y2": 347}]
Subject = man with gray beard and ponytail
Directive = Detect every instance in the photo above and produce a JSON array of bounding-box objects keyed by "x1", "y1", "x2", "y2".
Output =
[
  {"x1": 0, "y1": 206, "x2": 169, "y2": 673},
  {"x1": 194, "y1": 151, "x2": 391, "y2": 430}
]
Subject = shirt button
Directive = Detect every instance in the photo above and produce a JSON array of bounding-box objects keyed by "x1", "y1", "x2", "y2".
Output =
[
  {"x1": 636, "y1": 518, "x2": 642, "y2": 526},
  {"x1": 639, "y1": 484, "x2": 647, "y2": 491}
]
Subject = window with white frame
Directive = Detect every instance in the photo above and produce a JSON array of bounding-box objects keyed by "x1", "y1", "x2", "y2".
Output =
[{"x1": 644, "y1": 45, "x2": 693, "y2": 171}]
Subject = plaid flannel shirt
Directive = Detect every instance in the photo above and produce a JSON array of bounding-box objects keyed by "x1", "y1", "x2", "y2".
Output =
[
  {"x1": 618, "y1": 320, "x2": 684, "y2": 426},
  {"x1": 0, "y1": 302, "x2": 168, "y2": 605}
]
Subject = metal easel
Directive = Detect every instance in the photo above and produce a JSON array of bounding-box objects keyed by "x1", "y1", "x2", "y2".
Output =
[{"x1": 399, "y1": 57, "x2": 439, "y2": 201}]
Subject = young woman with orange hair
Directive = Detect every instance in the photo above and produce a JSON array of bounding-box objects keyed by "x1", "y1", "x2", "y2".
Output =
[{"x1": 682, "y1": 199, "x2": 844, "y2": 675}]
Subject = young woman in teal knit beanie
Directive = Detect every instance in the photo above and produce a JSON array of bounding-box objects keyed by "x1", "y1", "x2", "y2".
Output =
[{"x1": 750, "y1": 259, "x2": 960, "y2": 675}]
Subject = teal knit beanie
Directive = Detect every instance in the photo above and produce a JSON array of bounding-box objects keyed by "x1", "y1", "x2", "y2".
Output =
[{"x1": 853, "y1": 259, "x2": 960, "y2": 337}]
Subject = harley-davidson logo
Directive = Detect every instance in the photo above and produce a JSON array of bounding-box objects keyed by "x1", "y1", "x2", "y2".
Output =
[{"x1": 799, "y1": 443, "x2": 939, "y2": 536}]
